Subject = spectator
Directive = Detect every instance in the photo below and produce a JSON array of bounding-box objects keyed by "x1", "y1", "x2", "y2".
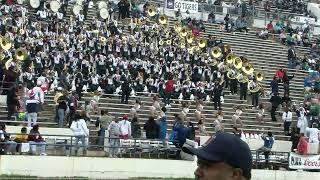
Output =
[
  {"x1": 144, "y1": 116, "x2": 160, "y2": 139},
  {"x1": 97, "y1": 110, "x2": 114, "y2": 146},
  {"x1": 282, "y1": 108, "x2": 293, "y2": 136},
  {"x1": 6, "y1": 86, "x2": 18, "y2": 120},
  {"x1": 270, "y1": 76, "x2": 280, "y2": 95},
  {"x1": 118, "y1": 115, "x2": 131, "y2": 138},
  {"x1": 288, "y1": 45, "x2": 297, "y2": 69},
  {"x1": 207, "y1": 11, "x2": 215, "y2": 23},
  {"x1": 257, "y1": 132, "x2": 274, "y2": 169},
  {"x1": 266, "y1": 21, "x2": 273, "y2": 32},
  {"x1": 27, "y1": 125, "x2": 46, "y2": 155},
  {"x1": 305, "y1": 125, "x2": 319, "y2": 144},
  {"x1": 13, "y1": 127, "x2": 28, "y2": 154},
  {"x1": 296, "y1": 106, "x2": 308, "y2": 134},
  {"x1": 258, "y1": 28, "x2": 268, "y2": 40},
  {"x1": 70, "y1": 113, "x2": 89, "y2": 156},
  {"x1": 297, "y1": 133, "x2": 308, "y2": 155},
  {"x1": 186, "y1": 121, "x2": 196, "y2": 140},
  {"x1": 172, "y1": 120, "x2": 187, "y2": 148},
  {"x1": 131, "y1": 117, "x2": 141, "y2": 138},
  {"x1": 26, "y1": 92, "x2": 40, "y2": 127},
  {"x1": 0, "y1": 124, "x2": 16, "y2": 155},
  {"x1": 108, "y1": 117, "x2": 121, "y2": 158},
  {"x1": 57, "y1": 96, "x2": 68, "y2": 128},
  {"x1": 158, "y1": 107, "x2": 167, "y2": 141},
  {"x1": 290, "y1": 127, "x2": 300, "y2": 152}
]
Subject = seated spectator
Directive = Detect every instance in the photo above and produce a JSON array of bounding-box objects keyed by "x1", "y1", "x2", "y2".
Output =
[
  {"x1": 266, "y1": 21, "x2": 273, "y2": 33},
  {"x1": 279, "y1": 30, "x2": 286, "y2": 44},
  {"x1": 144, "y1": 117, "x2": 159, "y2": 139},
  {"x1": 258, "y1": 28, "x2": 268, "y2": 40},
  {"x1": 207, "y1": 11, "x2": 215, "y2": 24},
  {"x1": 297, "y1": 133, "x2": 308, "y2": 155},
  {"x1": 13, "y1": 127, "x2": 28, "y2": 154},
  {"x1": 0, "y1": 124, "x2": 16, "y2": 155},
  {"x1": 306, "y1": 125, "x2": 319, "y2": 143},
  {"x1": 27, "y1": 125, "x2": 46, "y2": 155}
]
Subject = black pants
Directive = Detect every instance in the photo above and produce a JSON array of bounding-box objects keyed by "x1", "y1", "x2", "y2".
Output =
[
  {"x1": 7, "y1": 104, "x2": 15, "y2": 120},
  {"x1": 230, "y1": 80, "x2": 238, "y2": 94},
  {"x1": 271, "y1": 106, "x2": 277, "y2": 122},
  {"x1": 284, "y1": 121, "x2": 291, "y2": 135},
  {"x1": 121, "y1": 91, "x2": 129, "y2": 104},
  {"x1": 213, "y1": 97, "x2": 221, "y2": 110},
  {"x1": 251, "y1": 93, "x2": 259, "y2": 107}
]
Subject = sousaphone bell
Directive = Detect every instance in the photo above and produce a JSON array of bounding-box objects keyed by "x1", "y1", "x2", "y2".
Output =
[
  {"x1": 147, "y1": 5, "x2": 156, "y2": 17},
  {"x1": 0, "y1": 37, "x2": 12, "y2": 50},
  {"x1": 15, "y1": 48, "x2": 27, "y2": 61},
  {"x1": 211, "y1": 46, "x2": 222, "y2": 58},
  {"x1": 159, "y1": 14, "x2": 168, "y2": 25}
]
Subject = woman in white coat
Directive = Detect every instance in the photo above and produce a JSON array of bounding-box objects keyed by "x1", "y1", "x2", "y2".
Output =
[
  {"x1": 70, "y1": 112, "x2": 89, "y2": 156},
  {"x1": 296, "y1": 107, "x2": 308, "y2": 134}
]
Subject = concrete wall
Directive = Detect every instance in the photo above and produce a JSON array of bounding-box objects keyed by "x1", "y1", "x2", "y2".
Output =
[{"x1": 1, "y1": 155, "x2": 320, "y2": 179}]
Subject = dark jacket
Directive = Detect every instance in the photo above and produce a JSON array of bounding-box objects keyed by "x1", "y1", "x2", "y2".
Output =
[
  {"x1": 27, "y1": 129, "x2": 44, "y2": 142},
  {"x1": 144, "y1": 119, "x2": 159, "y2": 139},
  {"x1": 131, "y1": 121, "x2": 141, "y2": 138},
  {"x1": 173, "y1": 122, "x2": 187, "y2": 147}
]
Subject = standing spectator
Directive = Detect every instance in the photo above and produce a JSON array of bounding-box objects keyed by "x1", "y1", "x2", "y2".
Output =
[
  {"x1": 57, "y1": 97, "x2": 67, "y2": 128},
  {"x1": 288, "y1": 46, "x2": 297, "y2": 69},
  {"x1": 6, "y1": 86, "x2": 18, "y2": 120},
  {"x1": 70, "y1": 113, "x2": 89, "y2": 156},
  {"x1": 290, "y1": 127, "x2": 300, "y2": 152},
  {"x1": 96, "y1": 110, "x2": 114, "y2": 146},
  {"x1": 26, "y1": 92, "x2": 40, "y2": 127},
  {"x1": 270, "y1": 76, "x2": 279, "y2": 95},
  {"x1": 296, "y1": 106, "x2": 308, "y2": 134},
  {"x1": 67, "y1": 92, "x2": 78, "y2": 127},
  {"x1": 118, "y1": 115, "x2": 131, "y2": 138},
  {"x1": 207, "y1": 11, "x2": 215, "y2": 23},
  {"x1": 172, "y1": 120, "x2": 187, "y2": 148},
  {"x1": 297, "y1": 133, "x2": 308, "y2": 155},
  {"x1": 120, "y1": 70, "x2": 130, "y2": 104},
  {"x1": 270, "y1": 93, "x2": 282, "y2": 122},
  {"x1": 164, "y1": 75, "x2": 174, "y2": 106},
  {"x1": 131, "y1": 117, "x2": 141, "y2": 138},
  {"x1": 144, "y1": 117, "x2": 160, "y2": 139},
  {"x1": 158, "y1": 107, "x2": 167, "y2": 141},
  {"x1": 282, "y1": 108, "x2": 293, "y2": 136},
  {"x1": 282, "y1": 71, "x2": 294, "y2": 96},
  {"x1": 256, "y1": 132, "x2": 274, "y2": 169},
  {"x1": 27, "y1": 125, "x2": 46, "y2": 155},
  {"x1": 108, "y1": 117, "x2": 121, "y2": 158}
]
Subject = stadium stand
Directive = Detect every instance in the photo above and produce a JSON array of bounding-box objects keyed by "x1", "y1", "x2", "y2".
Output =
[{"x1": 0, "y1": 0, "x2": 319, "y2": 173}]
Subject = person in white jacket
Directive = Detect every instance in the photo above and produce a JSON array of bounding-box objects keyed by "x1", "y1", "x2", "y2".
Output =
[
  {"x1": 118, "y1": 115, "x2": 131, "y2": 138},
  {"x1": 296, "y1": 107, "x2": 308, "y2": 134},
  {"x1": 70, "y1": 113, "x2": 89, "y2": 156},
  {"x1": 282, "y1": 108, "x2": 292, "y2": 136}
]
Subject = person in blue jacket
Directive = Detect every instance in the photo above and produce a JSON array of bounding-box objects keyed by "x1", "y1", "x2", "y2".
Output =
[{"x1": 158, "y1": 107, "x2": 167, "y2": 141}]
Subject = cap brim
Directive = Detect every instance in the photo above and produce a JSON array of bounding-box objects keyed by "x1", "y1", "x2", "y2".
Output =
[{"x1": 182, "y1": 146, "x2": 223, "y2": 162}]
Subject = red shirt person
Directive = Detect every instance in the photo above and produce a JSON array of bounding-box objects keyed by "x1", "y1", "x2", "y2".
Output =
[{"x1": 297, "y1": 133, "x2": 308, "y2": 155}]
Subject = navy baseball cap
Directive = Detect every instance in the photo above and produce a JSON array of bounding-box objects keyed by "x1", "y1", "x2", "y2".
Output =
[{"x1": 183, "y1": 132, "x2": 252, "y2": 175}]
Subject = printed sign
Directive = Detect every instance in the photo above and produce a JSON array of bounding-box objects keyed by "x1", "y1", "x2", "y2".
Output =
[
  {"x1": 289, "y1": 153, "x2": 320, "y2": 170},
  {"x1": 166, "y1": 0, "x2": 199, "y2": 13}
]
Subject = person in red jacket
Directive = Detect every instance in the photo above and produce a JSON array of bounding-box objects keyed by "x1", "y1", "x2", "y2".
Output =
[
  {"x1": 164, "y1": 75, "x2": 174, "y2": 106},
  {"x1": 297, "y1": 133, "x2": 308, "y2": 155},
  {"x1": 27, "y1": 125, "x2": 46, "y2": 155}
]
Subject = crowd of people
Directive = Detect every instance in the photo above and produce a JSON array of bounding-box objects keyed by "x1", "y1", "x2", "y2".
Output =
[{"x1": 0, "y1": 0, "x2": 319, "y2": 158}]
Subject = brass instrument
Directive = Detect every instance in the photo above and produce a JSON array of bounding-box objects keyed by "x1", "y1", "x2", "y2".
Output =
[
  {"x1": 198, "y1": 38, "x2": 206, "y2": 48},
  {"x1": 227, "y1": 69, "x2": 237, "y2": 79},
  {"x1": 226, "y1": 53, "x2": 235, "y2": 64},
  {"x1": 211, "y1": 47, "x2": 222, "y2": 58},
  {"x1": 255, "y1": 71, "x2": 265, "y2": 82},
  {"x1": 180, "y1": 27, "x2": 188, "y2": 37},
  {"x1": 166, "y1": 39, "x2": 171, "y2": 46},
  {"x1": 187, "y1": 46, "x2": 195, "y2": 55},
  {"x1": 186, "y1": 33, "x2": 193, "y2": 44},
  {"x1": 242, "y1": 63, "x2": 254, "y2": 75},
  {"x1": 236, "y1": 73, "x2": 249, "y2": 83},
  {"x1": 217, "y1": 62, "x2": 226, "y2": 71},
  {"x1": 159, "y1": 14, "x2": 168, "y2": 25},
  {"x1": 174, "y1": 21, "x2": 182, "y2": 33},
  {"x1": 233, "y1": 56, "x2": 242, "y2": 69},
  {"x1": 223, "y1": 44, "x2": 231, "y2": 53},
  {"x1": 100, "y1": 36, "x2": 107, "y2": 43},
  {"x1": 247, "y1": 80, "x2": 261, "y2": 93},
  {"x1": 50, "y1": 0, "x2": 61, "y2": 13},
  {"x1": 147, "y1": 5, "x2": 156, "y2": 17},
  {"x1": 19, "y1": 28, "x2": 25, "y2": 35},
  {"x1": 30, "y1": 0, "x2": 40, "y2": 9},
  {"x1": 2, "y1": 58, "x2": 13, "y2": 70},
  {"x1": 15, "y1": 48, "x2": 27, "y2": 61},
  {"x1": 159, "y1": 40, "x2": 164, "y2": 46},
  {"x1": 0, "y1": 37, "x2": 12, "y2": 50}
]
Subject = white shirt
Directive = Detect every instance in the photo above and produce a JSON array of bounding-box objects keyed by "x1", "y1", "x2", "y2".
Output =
[
  {"x1": 118, "y1": 120, "x2": 131, "y2": 136},
  {"x1": 306, "y1": 127, "x2": 319, "y2": 143},
  {"x1": 70, "y1": 119, "x2": 89, "y2": 136},
  {"x1": 282, "y1": 111, "x2": 292, "y2": 122}
]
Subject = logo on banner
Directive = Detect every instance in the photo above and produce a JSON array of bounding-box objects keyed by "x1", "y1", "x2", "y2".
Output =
[
  {"x1": 166, "y1": 0, "x2": 175, "y2": 9},
  {"x1": 289, "y1": 153, "x2": 320, "y2": 169}
]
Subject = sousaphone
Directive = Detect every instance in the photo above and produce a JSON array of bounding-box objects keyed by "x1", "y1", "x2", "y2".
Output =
[
  {"x1": 0, "y1": 37, "x2": 12, "y2": 50},
  {"x1": 50, "y1": 0, "x2": 61, "y2": 13},
  {"x1": 15, "y1": 48, "x2": 27, "y2": 61},
  {"x1": 211, "y1": 46, "x2": 222, "y2": 58}
]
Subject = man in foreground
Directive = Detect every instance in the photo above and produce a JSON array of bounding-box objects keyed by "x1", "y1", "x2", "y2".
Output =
[{"x1": 183, "y1": 132, "x2": 252, "y2": 180}]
